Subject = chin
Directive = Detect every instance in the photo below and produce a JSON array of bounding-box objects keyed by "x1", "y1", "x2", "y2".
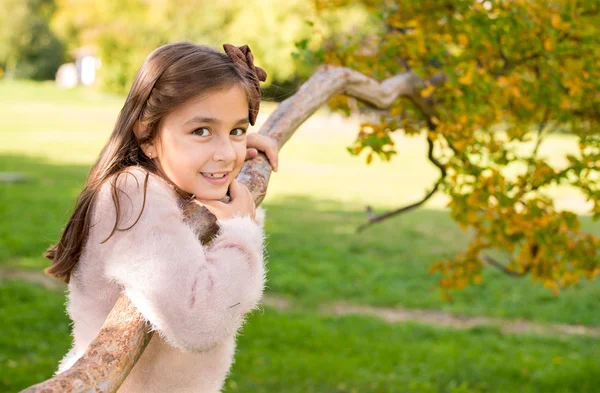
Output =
[{"x1": 195, "y1": 188, "x2": 229, "y2": 201}]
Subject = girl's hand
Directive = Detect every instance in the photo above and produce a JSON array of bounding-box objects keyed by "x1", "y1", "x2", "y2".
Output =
[
  {"x1": 245, "y1": 133, "x2": 279, "y2": 172},
  {"x1": 197, "y1": 180, "x2": 256, "y2": 222}
]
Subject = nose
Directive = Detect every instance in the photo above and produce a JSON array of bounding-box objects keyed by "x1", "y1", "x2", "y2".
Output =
[{"x1": 212, "y1": 134, "x2": 237, "y2": 163}]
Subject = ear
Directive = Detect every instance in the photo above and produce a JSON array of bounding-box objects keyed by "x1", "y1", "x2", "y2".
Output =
[
  {"x1": 141, "y1": 142, "x2": 157, "y2": 158},
  {"x1": 134, "y1": 121, "x2": 157, "y2": 158},
  {"x1": 133, "y1": 120, "x2": 146, "y2": 139}
]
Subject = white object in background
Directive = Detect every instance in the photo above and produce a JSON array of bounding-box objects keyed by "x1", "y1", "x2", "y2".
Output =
[
  {"x1": 80, "y1": 55, "x2": 96, "y2": 86},
  {"x1": 55, "y1": 63, "x2": 78, "y2": 88}
]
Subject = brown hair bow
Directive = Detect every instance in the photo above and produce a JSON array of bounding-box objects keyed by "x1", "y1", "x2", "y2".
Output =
[{"x1": 223, "y1": 44, "x2": 267, "y2": 125}]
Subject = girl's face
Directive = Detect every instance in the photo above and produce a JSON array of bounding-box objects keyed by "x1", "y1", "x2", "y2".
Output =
[{"x1": 148, "y1": 85, "x2": 249, "y2": 200}]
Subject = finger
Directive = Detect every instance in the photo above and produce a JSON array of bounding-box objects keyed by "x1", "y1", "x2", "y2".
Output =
[
  {"x1": 232, "y1": 181, "x2": 253, "y2": 204},
  {"x1": 256, "y1": 137, "x2": 278, "y2": 172},
  {"x1": 245, "y1": 148, "x2": 258, "y2": 160},
  {"x1": 265, "y1": 141, "x2": 279, "y2": 172},
  {"x1": 246, "y1": 185, "x2": 255, "y2": 203},
  {"x1": 195, "y1": 199, "x2": 225, "y2": 214},
  {"x1": 262, "y1": 139, "x2": 279, "y2": 172},
  {"x1": 247, "y1": 134, "x2": 267, "y2": 150},
  {"x1": 247, "y1": 135, "x2": 279, "y2": 171},
  {"x1": 227, "y1": 179, "x2": 242, "y2": 200}
]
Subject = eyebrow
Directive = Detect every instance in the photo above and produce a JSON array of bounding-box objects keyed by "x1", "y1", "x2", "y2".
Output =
[{"x1": 184, "y1": 116, "x2": 249, "y2": 126}]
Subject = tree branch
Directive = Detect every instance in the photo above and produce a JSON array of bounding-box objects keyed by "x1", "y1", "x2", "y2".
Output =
[
  {"x1": 20, "y1": 295, "x2": 153, "y2": 393},
  {"x1": 481, "y1": 255, "x2": 526, "y2": 278},
  {"x1": 357, "y1": 136, "x2": 447, "y2": 232}
]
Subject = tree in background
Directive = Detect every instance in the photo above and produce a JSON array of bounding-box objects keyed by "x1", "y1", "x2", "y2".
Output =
[
  {"x1": 50, "y1": 0, "x2": 371, "y2": 94},
  {"x1": 51, "y1": 0, "x2": 169, "y2": 93},
  {"x1": 0, "y1": 0, "x2": 64, "y2": 80},
  {"x1": 298, "y1": 0, "x2": 600, "y2": 294}
]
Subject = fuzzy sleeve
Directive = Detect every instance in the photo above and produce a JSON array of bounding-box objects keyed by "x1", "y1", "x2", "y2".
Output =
[{"x1": 95, "y1": 168, "x2": 266, "y2": 352}]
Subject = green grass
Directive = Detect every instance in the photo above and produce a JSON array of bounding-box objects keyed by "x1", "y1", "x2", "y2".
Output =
[
  {"x1": 2, "y1": 279, "x2": 599, "y2": 393},
  {"x1": 1, "y1": 80, "x2": 598, "y2": 392},
  {"x1": 228, "y1": 310, "x2": 600, "y2": 393},
  {"x1": 0, "y1": 280, "x2": 71, "y2": 392}
]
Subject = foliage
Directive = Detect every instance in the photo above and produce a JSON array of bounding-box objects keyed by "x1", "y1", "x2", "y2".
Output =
[
  {"x1": 301, "y1": 0, "x2": 600, "y2": 294},
  {"x1": 49, "y1": 0, "x2": 373, "y2": 94},
  {"x1": 51, "y1": 0, "x2": 169, "y2": 94},
  {"x1": 0, "y1": 0, "x2": 64, "y2": 80}
]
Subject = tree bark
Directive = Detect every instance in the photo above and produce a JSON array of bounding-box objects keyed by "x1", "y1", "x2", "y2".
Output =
[
  {"x1": 20, "y1": 295, "x2": 152, "y2": 393},
  {"x1": 21, "y1": 66, "x2": 433, "y2": 393}
]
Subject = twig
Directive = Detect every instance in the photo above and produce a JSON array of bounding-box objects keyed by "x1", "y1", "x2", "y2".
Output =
[
  {"x1": 357, "y1": 136, "x2": 446, "y2": 232},
  {"x1": 482, "y1": 255, "x2": 525, "y2": 277}
]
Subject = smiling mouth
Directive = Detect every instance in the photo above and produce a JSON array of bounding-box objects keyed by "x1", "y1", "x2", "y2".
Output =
[{"x1": 201, "y1": 172, "x2": 228, "y2": 179}]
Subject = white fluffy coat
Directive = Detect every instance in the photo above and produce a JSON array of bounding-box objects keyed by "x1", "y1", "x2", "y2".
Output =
[{"x1": 56, "y1": 166, "x2": 266, "y2": 393}]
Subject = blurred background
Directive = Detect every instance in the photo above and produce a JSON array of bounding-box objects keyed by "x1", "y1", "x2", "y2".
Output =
[{"x1": 1, "y1": 1, "x2": 599, "y2": 392}]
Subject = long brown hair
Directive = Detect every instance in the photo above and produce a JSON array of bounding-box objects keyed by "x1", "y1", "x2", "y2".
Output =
[{"x1": 45, "y1": 42, "x2": 258, "y2": 283}]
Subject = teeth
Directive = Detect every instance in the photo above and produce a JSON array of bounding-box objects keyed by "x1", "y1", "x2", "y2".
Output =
[{"x1": 202, "y1": 173, "x2": 227, "y2": 179}]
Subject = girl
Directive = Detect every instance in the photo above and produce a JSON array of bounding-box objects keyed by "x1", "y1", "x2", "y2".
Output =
[{"x1": 44, "y1": 42, "x2": 278, "y2": 393}]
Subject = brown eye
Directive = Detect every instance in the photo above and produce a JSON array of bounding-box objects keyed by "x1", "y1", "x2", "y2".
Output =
[
  {"x1": 192, "y1": 127, "x2": 211, "y2": 137},
  {"x1": 231, "y1": 128, "x2": 246, "y2": 137}
]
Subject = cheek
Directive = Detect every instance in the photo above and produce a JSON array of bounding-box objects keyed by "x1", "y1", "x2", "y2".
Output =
[
  {"x1": 157, "y1": 138, "x2": 198, "y2": 181},
  {"x1": 236, "y1": 142, "x2": 247, "y2": 166},
  {"x1": 229, "y1": 142, "x2": 247, "y2": 178}
]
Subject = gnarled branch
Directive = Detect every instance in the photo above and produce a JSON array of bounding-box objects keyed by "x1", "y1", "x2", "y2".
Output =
[
  {"x1": 22, "y1": 66, "x2": 438, "y2": 392},
  {"x1": 20, "y1": 295, "x2": 153, "y2": 393}
]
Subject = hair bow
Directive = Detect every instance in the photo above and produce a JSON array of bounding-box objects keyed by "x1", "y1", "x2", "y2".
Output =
[{"x1": 223, "y1": 44, "x2": 267, "y2": 125}]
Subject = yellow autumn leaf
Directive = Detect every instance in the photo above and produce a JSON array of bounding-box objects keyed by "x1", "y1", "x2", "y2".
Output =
[
  {"x1": 522, "y1": 99, "x2": 535, "y2": 110},
  {"x1": 406, "y1": 19, "x2": 418, "y2": 28},
  {"x1": 390, "y1": 105, "x2": 403, "y2": 116},
  {"x1": 544, "y1": 38, "x2": 554, "y2": 51},
  {"x1": 551, "y1": 14, "x2": 561, "y2": 29},
  {"x1": 544, "y1": 280, "x2": 560, "y2": 296},
  {"x1": 458, "y1": 69, "x2": 473, "y2": 85},
  {"x1": 455, "y1": 278, "x2": 467, "y2": 289},
  {"x1": 467, "y1": 211, "x2": 478, "y2": 222},
  {"x1": 421, "y1": 84, "x2": 435, "y2": 97}
]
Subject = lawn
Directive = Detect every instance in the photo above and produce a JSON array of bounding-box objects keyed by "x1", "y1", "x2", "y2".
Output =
[{"x1": 1, "y1": 80, "x2": 598, "y2": 392}]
